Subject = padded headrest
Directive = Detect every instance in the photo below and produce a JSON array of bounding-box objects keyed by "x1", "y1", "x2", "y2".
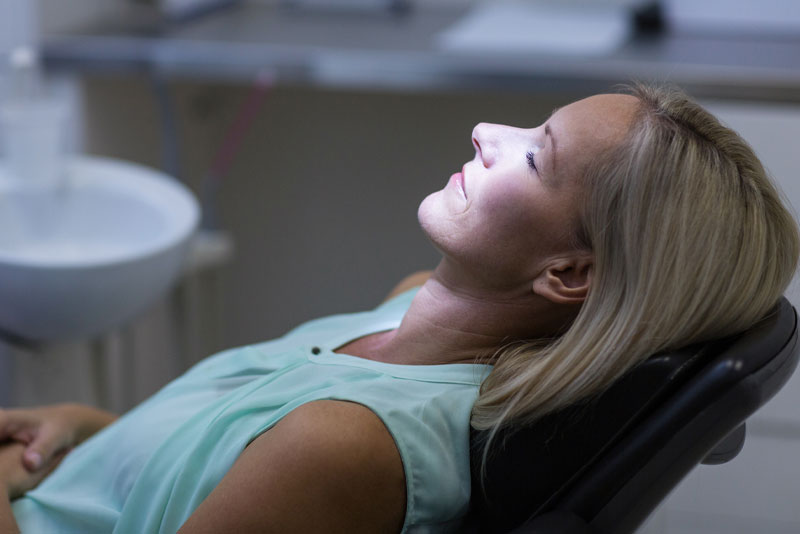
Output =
[{"x1": 469, "y1": 298, "x2": 797, "y2": 533}]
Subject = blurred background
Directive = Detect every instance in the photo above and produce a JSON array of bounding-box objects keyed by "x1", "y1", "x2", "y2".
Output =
[{"x1": 1, "y1": 0, "x2": 799, "y2": 532}]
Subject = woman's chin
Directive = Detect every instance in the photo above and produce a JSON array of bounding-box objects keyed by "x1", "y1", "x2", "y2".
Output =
[{"x1": 416, "y1": 192, "x2": 438, "y2": 228}]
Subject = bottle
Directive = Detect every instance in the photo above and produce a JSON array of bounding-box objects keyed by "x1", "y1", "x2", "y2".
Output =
[{"x1": 0, "y1": 46, "x2": 66, "y2": 189}]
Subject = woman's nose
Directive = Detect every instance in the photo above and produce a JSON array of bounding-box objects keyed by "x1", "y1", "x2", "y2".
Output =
[{"x1": 472, "y1": 122, "x2": 498, "y2": 168}]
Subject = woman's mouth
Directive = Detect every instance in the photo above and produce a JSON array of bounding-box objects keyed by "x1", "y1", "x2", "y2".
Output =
[{"x1": 450, "y1": 169, "x2": 467, "y2": 200}]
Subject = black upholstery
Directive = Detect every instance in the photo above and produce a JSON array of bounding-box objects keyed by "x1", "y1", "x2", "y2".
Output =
[{"x1": 468, "y1": 297, "x2": 799, "y2": 534}]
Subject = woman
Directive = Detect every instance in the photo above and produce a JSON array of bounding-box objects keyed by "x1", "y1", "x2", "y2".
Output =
[{"x1": 0, "y1": 84, "x2": 797, "y2": 533}]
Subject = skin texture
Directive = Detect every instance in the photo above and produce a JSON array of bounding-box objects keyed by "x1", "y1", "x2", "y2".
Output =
[{"x1": 0, "y1": 94, "x2": 639, "y2": 533}]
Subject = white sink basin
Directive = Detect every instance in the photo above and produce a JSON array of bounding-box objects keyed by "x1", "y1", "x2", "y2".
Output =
[{"x1": 0, "y1": 156, "x2": 199, "y2": 341}]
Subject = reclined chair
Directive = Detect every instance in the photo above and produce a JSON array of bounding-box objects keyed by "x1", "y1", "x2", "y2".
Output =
[{"x1": 468, "y1": 296, "x2": 799, "y2": 533}]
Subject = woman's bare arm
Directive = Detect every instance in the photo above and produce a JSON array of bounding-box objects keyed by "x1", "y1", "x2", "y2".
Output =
[
  {"x1": 0, "y1": 486, "x2": 19, "y2": 534},
  {"x1": 0, "y1": 442, "x2": 69, "y2": 534},
  {"x1": 178, "y1": 400, "x2": 406, "y2": 533},
  {"x1": 384, "y1": 270, "x2": 432, "y2": 302},
  {"x1": 0, "y1": 404, "x2": 116, "y2": 533}
]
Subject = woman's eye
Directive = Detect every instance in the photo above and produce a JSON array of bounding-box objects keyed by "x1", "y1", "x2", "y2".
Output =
[{"x1": 526, "y1": 150, "x2": 537, "y2": 171}]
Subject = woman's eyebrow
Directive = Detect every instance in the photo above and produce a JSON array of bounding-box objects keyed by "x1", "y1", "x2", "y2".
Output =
[
  {"x1": 544, "y1": 106, "x2": 560, "y2": 178},
  {"x1": 545, "y1": 123, "x2": 557, "y2": 177}
]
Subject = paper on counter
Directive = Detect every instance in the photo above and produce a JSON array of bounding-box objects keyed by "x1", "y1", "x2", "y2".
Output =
[{"x1": 436, "y1": 0, "x2": 631, "y2": 56}]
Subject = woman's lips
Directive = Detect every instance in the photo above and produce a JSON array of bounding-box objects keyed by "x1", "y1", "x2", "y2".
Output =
[{"x1": 450, "y1": 168, "x2": 467, "y2": 200}]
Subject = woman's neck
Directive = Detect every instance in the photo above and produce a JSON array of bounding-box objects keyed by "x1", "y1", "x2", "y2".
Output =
[{"x1": 349, "y1": 267, "x2": 564, "y2": 366}]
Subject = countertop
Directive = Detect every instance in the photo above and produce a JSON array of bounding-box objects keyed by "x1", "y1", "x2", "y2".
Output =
[{"x1": 41, "y1": 2, "x2": 800, "y2": 101}]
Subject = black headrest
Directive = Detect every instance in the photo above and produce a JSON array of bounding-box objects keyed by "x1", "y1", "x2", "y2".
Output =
[{"x1": 469, "y1": 298, "x2": 798, "y2": 534}]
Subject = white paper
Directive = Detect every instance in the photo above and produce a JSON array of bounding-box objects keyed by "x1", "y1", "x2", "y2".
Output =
[{"x1": 436, "y1": 1, "x2": 631, "y2": 56}]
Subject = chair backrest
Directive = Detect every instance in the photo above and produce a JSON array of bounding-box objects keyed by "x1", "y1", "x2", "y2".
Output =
[{"x1": 469, "y1": 297, "x2": 799, "y2": 534}]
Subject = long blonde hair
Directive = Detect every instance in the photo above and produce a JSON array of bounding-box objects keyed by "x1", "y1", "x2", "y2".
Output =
[{"x1": 471, "y1": 84, "x2": 800, "y2": 434}]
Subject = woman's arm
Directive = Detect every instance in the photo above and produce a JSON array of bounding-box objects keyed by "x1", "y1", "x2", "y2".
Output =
[
  {"x1": 0, "y1": 446, "x2": 20, "y2": 534},
  {"x1": 0, "y1": 403, "x2": 117, "y2": 532},
  {"x1": 0, "y1": 487, "x2": 18, "y2": 534},
  {"x1": 178, "y1": 400, "x2": 406, "y2": 533},
  {"x1": 384, "y1": 270, "x2": 432, "y2": 302},
  {"x1": 0, "y1": 442, "x2": 69, "y2": 534}
]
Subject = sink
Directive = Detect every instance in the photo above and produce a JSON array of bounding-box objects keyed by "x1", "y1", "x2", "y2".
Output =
[{"x1": 0, "y1": 156, "x2": 199, "y2": 341}]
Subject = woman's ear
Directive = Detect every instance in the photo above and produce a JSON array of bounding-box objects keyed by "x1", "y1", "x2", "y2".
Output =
[{"x1": 532, "y1": 255, "x2": 593, "y2": 305}]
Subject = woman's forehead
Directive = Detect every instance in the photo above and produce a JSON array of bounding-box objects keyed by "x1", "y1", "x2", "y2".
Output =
[
  {"x1": 553, "y1": 94, "x2": 639, "y2": 136},
  {"x1": 549, "y1": 94, "x2": 638, "y2": 163},
  {"x1": 546, "y1": 95, "x2": 639, "y2": 186}
]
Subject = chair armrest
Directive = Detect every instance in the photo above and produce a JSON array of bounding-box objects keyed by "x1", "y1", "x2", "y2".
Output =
[{"x1": 701, "y1": 422, "x2": 745, "y2": 465}]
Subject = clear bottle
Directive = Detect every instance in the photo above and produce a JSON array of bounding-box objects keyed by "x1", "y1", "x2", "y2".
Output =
[{"x1": 0, "y1": 47, "x2": 66, "y2": 189}]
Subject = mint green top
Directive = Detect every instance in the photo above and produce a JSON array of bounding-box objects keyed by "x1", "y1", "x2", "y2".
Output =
[{"x1": 12, "y1": 289, "x2": 491, "y2": 533}]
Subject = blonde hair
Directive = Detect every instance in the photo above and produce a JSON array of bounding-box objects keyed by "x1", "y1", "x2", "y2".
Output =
[{"x1": 471, "y1": 84, "x2": 800, "y2": 435}]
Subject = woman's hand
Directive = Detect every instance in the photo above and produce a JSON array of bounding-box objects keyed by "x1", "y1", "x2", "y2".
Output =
[
  {"x1": 0, "y1": 404, "x2": 116, "y2": 471},
  {"x1": 0, "y1": 442, "x2": 67, "y2": 500}
]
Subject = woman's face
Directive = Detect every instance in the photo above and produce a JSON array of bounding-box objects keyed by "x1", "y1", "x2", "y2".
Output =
[{"x1": 418, "y1": 94, "x2": 638, "y2": 290}]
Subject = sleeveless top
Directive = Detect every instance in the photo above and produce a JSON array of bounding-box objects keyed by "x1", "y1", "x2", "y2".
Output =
[{"x1": 12, "y1": 289, "x2": 492, "y2": 533}]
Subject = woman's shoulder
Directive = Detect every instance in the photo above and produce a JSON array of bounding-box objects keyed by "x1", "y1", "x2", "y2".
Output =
[{"x1": 178, "y1": 400, "x2": 406, "y2": 533}]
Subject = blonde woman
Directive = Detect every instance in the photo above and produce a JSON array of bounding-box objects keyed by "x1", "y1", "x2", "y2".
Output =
[{"x1": 0, "y1": 84, "x2": 797, "y2": 533}]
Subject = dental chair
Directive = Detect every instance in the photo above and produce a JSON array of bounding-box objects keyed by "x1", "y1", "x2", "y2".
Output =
[{"x1": 468, "y1": 296, "x2": 799, "y2": 533}]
